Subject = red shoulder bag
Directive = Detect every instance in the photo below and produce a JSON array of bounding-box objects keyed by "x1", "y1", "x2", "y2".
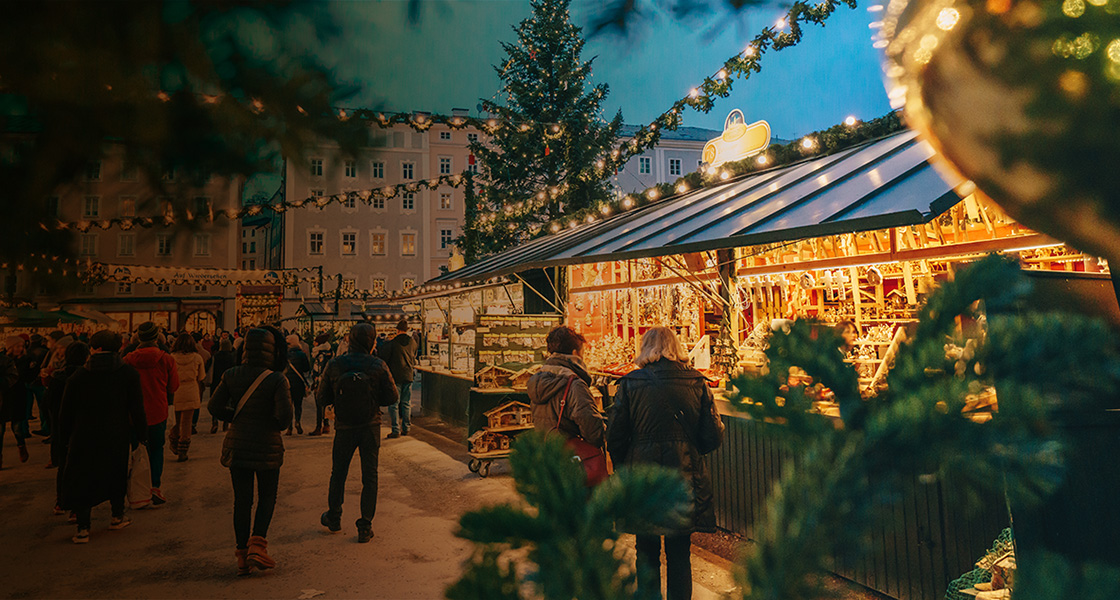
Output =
[{"x1": 553, "y1": 375, "x2": 610, "y2": 487}]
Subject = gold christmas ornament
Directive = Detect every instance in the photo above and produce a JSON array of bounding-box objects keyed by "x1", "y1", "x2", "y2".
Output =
[{"x1": 881, "y1": 0, "x2": 1120, "y2": 263}]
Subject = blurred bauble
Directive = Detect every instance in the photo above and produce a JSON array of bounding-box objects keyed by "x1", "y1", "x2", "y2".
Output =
[{"x1": 880, "y1": 0, "x2": 1120, "y2": 263}]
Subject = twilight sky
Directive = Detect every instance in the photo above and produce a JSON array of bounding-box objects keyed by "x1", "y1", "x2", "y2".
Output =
[{"x1": 318, "y1": 0, "x2": 892, "y2": 141}]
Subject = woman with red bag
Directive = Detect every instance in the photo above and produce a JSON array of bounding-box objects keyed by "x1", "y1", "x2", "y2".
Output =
[{"x1": 527, "y1": 326, "x2": 607, "y2": 481}]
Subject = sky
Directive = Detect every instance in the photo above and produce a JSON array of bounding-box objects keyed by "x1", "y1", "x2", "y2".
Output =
[{"x1": 318, "y1": 0, "x2": 893, "y2": 141}]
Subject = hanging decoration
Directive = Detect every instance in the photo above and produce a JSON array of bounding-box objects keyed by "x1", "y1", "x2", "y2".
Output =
[{"x1": 83, "y1": 263, "x2": 320, "y2": 287}]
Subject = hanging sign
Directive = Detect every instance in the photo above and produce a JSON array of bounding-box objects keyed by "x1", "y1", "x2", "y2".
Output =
[{"x1": 702, "y1": 109, "x2": 771, "y2": 168}]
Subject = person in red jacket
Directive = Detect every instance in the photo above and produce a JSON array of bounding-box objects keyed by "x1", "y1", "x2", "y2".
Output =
[{"x1": 123, "y1": 322, "x2": 179, "y2": 506}]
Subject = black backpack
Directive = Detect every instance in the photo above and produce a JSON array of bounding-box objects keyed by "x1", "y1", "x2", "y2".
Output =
[{"x1": 332, "y1": 369, "x2": 375, "y2": 425}]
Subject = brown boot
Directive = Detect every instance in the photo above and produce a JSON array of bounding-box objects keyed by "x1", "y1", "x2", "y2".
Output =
[
  {"x1": 322, "y1": 421, "x2": 330, "y2": 435},
  {"x1": 235, "y1": 548, "x2": 253, "y2": 576},
  {"x1": 176, "y1": 439, "x2": 190, "y2": 462},
  {"x1": 168, "y1": 430, "x2": 180, "y2": 456},
  {"x1": 246, "y1": 536, "x2": 275, "y2": 570}
]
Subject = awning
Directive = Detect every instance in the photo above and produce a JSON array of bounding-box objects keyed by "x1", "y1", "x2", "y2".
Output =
[
  {"x1": 64, "y1": 309, "x2": 116, "y2": 325},
  {"x1": 431, "y1": 130, "x2": 964, "y2": 284}
]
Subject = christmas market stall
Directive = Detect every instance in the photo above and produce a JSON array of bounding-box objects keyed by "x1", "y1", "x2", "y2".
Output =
[{"x1": 421, "y1": 128, "x2": 1109, "y2": 599}]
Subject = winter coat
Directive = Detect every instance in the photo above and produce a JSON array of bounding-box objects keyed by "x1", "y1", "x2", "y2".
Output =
[
  {"x1": 171, "y1": 352, "x2": 205, "y2": 411},
  {"x1": 21, "y1": 345, "x2": 48, "y2": 388},
  {"x1": 208, "y1": 332, "x2": 292, "y2": 471},
  {"x1": 124, "y1": 346, "x2": 179, "y2": 426},
  {"x1": 316, "y1": 327, "x2": 397, "y2": 430},
  {"x1": 378, "y1": 333, "x2": 419, "y2": 385},
  {"x1": 58, "y1": 353, "x2": 146, "y2": 509},
  {"x1": 0, "y1": 352, "x2": 21, "y2": 422},
  {"x1": 607, "y1": 358, "x2": 725, "y2": 534},
  {"x1": 527, "y1": 354, "x2": 606, "y2": 449},
  {"x1": 46, "y1": 364, "x2": 83, "y2": 467},
  {"x1": 210, "y1": 349, "x2": 236, "y2": 394},
  {"x1": 286, "y1": 348, "x2": 312, "y2": 402}
]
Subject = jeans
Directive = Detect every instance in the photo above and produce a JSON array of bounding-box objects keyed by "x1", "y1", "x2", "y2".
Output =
[
  {"x1": 30, "y1": 385, "x2": 48, "y2": 435},
  {"x1": 635, "y1": 533, "x2": 693, "y2": 600},
  {"x1": 327, "y1": 426, "x2": 380, "y2": 529},
  {"x1": 76, "y1": 496, "x2": 125, "y2": 530},
  {"x1": 230, "y1": 467, "x2": 280, "y2": 549},
  {"x1": 388, "y1": 381, "x2": 412, "y2": 434},
  {"x1": 146, "y1": 421, "x2": 166, "y2": 488}
]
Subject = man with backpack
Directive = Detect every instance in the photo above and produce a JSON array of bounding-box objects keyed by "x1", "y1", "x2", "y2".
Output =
[{"x1": 315, "y1": 323, "x2": 397, "y2": 543}]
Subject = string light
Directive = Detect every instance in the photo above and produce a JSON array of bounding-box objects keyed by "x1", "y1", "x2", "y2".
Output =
[
  {"x1": 802, "y1": 137, "x2": 817, "y2": 149},
  {"x1": 844, "y1": 115, "x2": 858, "y2": 126}
]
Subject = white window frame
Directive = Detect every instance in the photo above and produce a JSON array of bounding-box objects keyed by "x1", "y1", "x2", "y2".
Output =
[
  {"x1": 311, "y1": 188, "x2": 325, "y2": 198},
  {"x1": 369, "y1": 230, "x2": 387, "y2": 256},
  {"x1": 342, "y1": 194, "x2": 356, "y2": 210},
  {"x1": 439, "y1": 131, "x2": 452, "y2": 141},
  {"x1": 638, "y1": 156, "x2": 651, "y2": 174},
  {"x1": 86, "y1": 160, "x2": 102, "y2": 181},
  {"x1": 467, "y1": 133, "x2": 478, "y2": 143},
  {"x1": 344, "y1": 159, "x2": 357, "y2": 178},
  {"x1": 192, "y1": 233, "x2": 211, "y2": 257},
  {"x1": 669, "y1": 158, "x2": 682, "y2": 176},
  {"x1": 308, "y1": 230, "x2": 325, "y2": 256},
  {"x1": 116, "y1": 281, "x2": 132, "y2": 295},
  {"x1": 310, "y1": 157, "x2": 324, "y2": 177},
  {"x1": 79, "y1": 233, "x2": 99, "y2": 256},
  {"x1": 371, "y1": 196, "x2": 386, "y2": 211},
  {"x1": 400, "y1": 231, "x2": 417, "y2": 257},
  {"x1": 439, "y1": 156, "x2": 452, "y2": 175},
  {"x1": 401, "y1": 161, "x2": 414, "y2": 180},
  {"x1": 119, "y1": 196, "x2": 137, "y2": 218},
  {"x1": 154, "y1": 282, "x2": 171, "y2": 295},
  {"x1": 156, "y1": 234, "x2": 172, "y2": 257},
  {"x1": 118, "y1": 233, "x2": 136, "y2": 257},
  {"x1": 370, "y1": 276, "x2": 387, "y2": 295},
  {"x1": 439, "y1": 192, "x2": 453, "y2": 210},
  {"x1": 194, "y1": 197, "x2": 211, "y2": 220},
  {"x1": 401, "y1": 192, "x2": 415, "y2": 212},
  {"x1": 440, "y1": 228, "x2": 454, "y2": 250},
  {"x1": 83, "y1": 196, "x2": 100, "y2": 219},
  {"x1": 401, "y1": 275, "x2": 417, "y2": 291},
  {"x1": 193, "y1": 284, "x2": 209, "y2": 294},
  {"x1": 370, "y1": 160, "x2": 385, "y2": 180},
  {"x1": 341, "y1": 230, "x2": 358, "y2": 257}
]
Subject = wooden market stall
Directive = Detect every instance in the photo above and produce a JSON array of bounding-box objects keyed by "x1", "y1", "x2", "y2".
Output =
[{"x1": 420, "y1": 129, "x2": 1110, "y2": 599}]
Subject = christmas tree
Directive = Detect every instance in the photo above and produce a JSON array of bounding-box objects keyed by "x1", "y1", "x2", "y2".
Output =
[{"x1": 464, "y1": 0, "x2": 624, "y2": 260}]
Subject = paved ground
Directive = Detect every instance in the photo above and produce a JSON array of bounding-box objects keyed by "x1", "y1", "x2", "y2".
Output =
[{"x1": 0, "y1": 394, "x2": 738, "y2": 599}]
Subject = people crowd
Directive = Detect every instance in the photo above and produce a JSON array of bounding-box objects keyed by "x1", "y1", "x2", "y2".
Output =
[{"x1": 1, "y1": 319, "x2": 723, "y2": 597}]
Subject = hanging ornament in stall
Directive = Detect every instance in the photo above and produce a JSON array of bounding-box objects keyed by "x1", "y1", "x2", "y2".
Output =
[{"x1": 879, "y1": 0, "x2": 1120, "y2": 264}]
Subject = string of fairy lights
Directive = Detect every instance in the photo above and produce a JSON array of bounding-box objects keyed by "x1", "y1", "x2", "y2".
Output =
[{"x1": 38, "y1": 0, "x2": 859, "y2": 240}]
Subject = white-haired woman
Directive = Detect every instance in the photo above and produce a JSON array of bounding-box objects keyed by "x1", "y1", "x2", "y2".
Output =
[{"x1": 606, "y1": 326, "x2": 725, "y2": 600}]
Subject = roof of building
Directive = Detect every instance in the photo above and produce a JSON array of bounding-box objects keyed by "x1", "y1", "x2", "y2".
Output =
[{"x1": 619, "y1": 124, "x2": 722, "y2": 142}]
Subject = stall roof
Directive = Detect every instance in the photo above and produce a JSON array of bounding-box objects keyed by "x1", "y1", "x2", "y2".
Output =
[{"x1": 431, "y1": 130, "x2": 964, "y2": 284}]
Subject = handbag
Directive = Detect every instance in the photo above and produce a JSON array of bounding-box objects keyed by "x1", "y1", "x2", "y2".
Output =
[
  {"x1": 127, "y1": 445, "x2": 152, "y2": 509},
  {"x1": 553, "y1": 375, "x2": 610, "y2": 487},
  {"x1": 219, "y1": 369, "x2": 273, "y2": 468}
]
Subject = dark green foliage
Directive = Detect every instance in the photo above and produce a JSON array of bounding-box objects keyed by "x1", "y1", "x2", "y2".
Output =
[
  {"x1": 448, "y1": 432, "x2": 690, "y2": 600},
  {"x1": 726, "y1": 255, "x2": 1120, "y2": 598},
  {"x1": 463, "y1": 0, "x2": 623, "y2": 260}
]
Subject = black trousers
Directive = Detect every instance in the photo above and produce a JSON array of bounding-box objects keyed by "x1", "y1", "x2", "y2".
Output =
[
  {"x1": 327, "y1": 426, "x2": 380, "y2": 529},
  {"x1": 75, "y1": 496, "x2": 125, "y2": 530},
  {"x1": 230, "y1": 467, "x2": 280, "y2": 549},
  {"x1": 635, "y1": 533, "x2": 692, "y2": 600}
]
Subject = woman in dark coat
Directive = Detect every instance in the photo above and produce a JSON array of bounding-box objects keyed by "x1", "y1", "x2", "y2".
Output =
[
  {"x1": 59, "y1": 331, "x2": 147, "y2": 544},
  {"x1": 607, "y1": 326, "x2": 725, "y2": 600},
  {"x1": 46, "y1": 341, "x2": 90, "y2": 515},
  {"x1": 209, "y1": 338, "x2": 236, "y2": 434},
  {"x1": 208, "y1": 326, "x2": 292, "y2": 576}
]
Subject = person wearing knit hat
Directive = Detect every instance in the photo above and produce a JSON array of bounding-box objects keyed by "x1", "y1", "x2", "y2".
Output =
[
  {"x1": 0, "y1": 335, "x2": 29, "y2": 467},
  {"x1": 138, "y1": 321, "x2": 160, "y2": 344},
  {"x1": 284, "y1": 335, "x2": 312, "y2": 435},
  {"x1": 122, "y1": 322, "x2": 179, "y2": 505}
]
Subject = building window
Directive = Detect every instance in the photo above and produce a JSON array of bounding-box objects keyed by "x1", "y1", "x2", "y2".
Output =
[
  {"x1": 118, "y1": 233, "x2": 135, "y2": 257},
  {"x1": 311, "y1": 189, "x2": 325, "y2": 198},
  {"x1": 639, "y1": 157, "x2": 651, "y2": 174},
  {"x1": 401, "y1": 232, "x2": 416, "y2": 256},
  {"x1": 669, "y1": 158, "x2": 682, "y2": 176},
  {"x1": 242, "y1": 259, "x2": 256, "y2": 270},
  {"x1": 120, "y1": 162, "x2": 138, "y2": 182},
  {"x1": 79, "y1": 282, "x2": 96, "y2": 296},
  {"x1": 117, "y1": 281, "x2": 132, "y2": 295},
  {"x1": 83, "y1": 196, "x2": 100, "y2": 219},
  {"x1": 241, "y1": 242, "x2": 247, "y2": 253},
  {"x1": 440, "y1": 229, "x2": 453, "y2": 250},
  {"x1": 193, "y1": 233, "x2": 211, "y2": 257},
  {"x1": 193, "y1": 284, "x2": 209, "y2": 294},
  {"x1": 341, "y1": 278, "x2": 356, "y2": 295},
  {"x1": 119, "y1": 197, "x2": 136, "y2": 218},
  {"x1": 371, "y1": 161, "x2": 385, "y2": 179},
  {"x1": 342, "y1": 195, "x2": 356, "y2": 209},
  {"x1": 344, "y1": 160, "x2": 357, "y2": 178},
  {"x1": 310, "y1": 158, "x2": 323, "y2": 177},
  {"x1": 157, "y1": 234, "x2": 172, "y2": 257},
  {"x1": 371, "y1": 278, "x2": 386, "y2": 295},
  {"x1": 155, "y1": 283, "x2": 171, "y2": 295},
  {"x1": 309, "y1": 231, "x2": 324, "y2": 255},
  {"x1": 342, "y1": 232, "x2": 357, "y2": 255},
  {"x1": 467, "y1": 162, "x2": 478, "y2": 174},
  {"x1": 439, "y1": 157, "x2": 451, "y2": 174},
  {"x1": 193, "y1": 197, "x2": 211, "y2": 220},
  {"x1": 79, "y1": 233, "x2": 98, "y2": 256},
  {"x1": 370, "y1": 232, "x2": 386, "y2": 256},
  {"x1": 86, "y1": 160, "x2": 102, "y2": 181},
  {"x1": 372, "y1": 196, "x2": 385, "y2": 210},
  {"x1": 401, "y1": 162, "x2": 414, "y2": 180},
  {"x1": 439, "y1": 131, "x2": 451, "y2": 141},
  {"x1": 161, "y1": 198, "x2": 174, "y2": 218},
  {"x1": 467, "y1": 133, "x2": 478, "y2": 143},
  {"x1": 402, "y1": 192, "x2": 415, "y2": 211},
  {"x1": 250, "y1": 241, "x2": 256, "y2": 253},
  {"x1": 439, "y1": 193, "x2": 452, "y2": 210},
  {"x1": 393, "y1": 132, "x2": 405, "y2": 148},
  {"x1": 402, "y1": 277, "x2": 416, "y2": 291},
  {"x1": 162, "y1": 166, "x2": 176, "y2": 181},
  {"x1": 47, "y1": 196, "x2": 60, "y2": 217}
]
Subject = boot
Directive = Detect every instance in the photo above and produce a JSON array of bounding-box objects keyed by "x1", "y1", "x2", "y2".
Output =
[
  {"x1": 168, "y1": 430, "x2": 180, "y2": 456},
  {"x1": 18, "y1": 443, "x2": 29, "y2": 463},
  {"x1": 322, "y1": 421, "x2": 330, "y2": 435},
  {"x1": 295, "y1": 422, "x2": 303, "y2": 435},
  {"x1": 210, "y1": 420, "x2": 218, "y2": 435},
  {"x1": 308, "y1": 426, "x2": 322, "y2": 436},
  {"x1": 176, "y1": 439, "x2": 190, "y2": 462},
  {"x1": 286, "y1": 426, "x2": 293, "y2": 436},
  {"x1": 235, "y1": 548, "x2": 253, "y2": 576},
  {"x1": 246, "y1": 536, "x2": 275, "y2": 570}
]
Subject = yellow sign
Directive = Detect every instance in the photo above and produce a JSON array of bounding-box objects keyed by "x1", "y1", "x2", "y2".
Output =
[{"x1": 702, "y1": 109, "x2": 771, "y2": 168}]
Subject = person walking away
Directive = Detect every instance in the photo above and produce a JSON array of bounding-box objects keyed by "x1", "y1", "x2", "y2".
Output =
[
  {"x1": 24, "y1": 334, "x2": 50, "y2": 438},
  {"x1": 46, "y1": 342, "x2": 90, "y2": 514},
  {"x1": 527, "y1": 326, "x2": 606, "y2": 461},
  {"x1": 190, "y1": 332, "x2": 212, "y2": 435},
  {"x1": 123, "y1": 322, "x2": 179, "y2": 505},
  {"x1": 606, "y1": 326, "x2": 725, "y2": 600},
  {"x1": 285, "y1": 335, "x2": 311, "y2": 436},
  {"x1": 169, "y1": 333, "x2": 205, "y2": 461},
  {"x1": 378, "y1": 319, "x2": 419, "y2": 439},
  {"x1": 308, "y1": 333, "x2": 334, "y2": 436},
  {"x1": 316, "y1": 323, "x2": 397, "y2": 543},
  {"x1": 0, "y1": 336, "x2": 30, "y2": 466},
  {"x1": 208, "y1": 326, "x2": 292, "y2": 575},
  {"x1": 59, "y1": 330, "x2": 147, "y2": 544},
  {"x1": 209, "y1": 338, "x2": 236, "y2": 434}
]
